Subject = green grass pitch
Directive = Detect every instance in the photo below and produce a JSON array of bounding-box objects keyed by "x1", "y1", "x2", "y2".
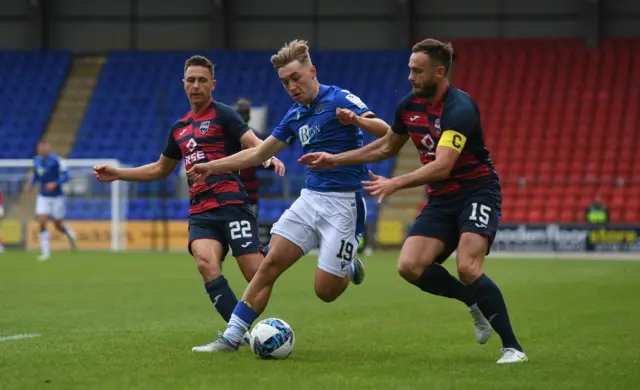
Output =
[{"x1": 1, "y1": 250, "x2": 639, "y2": 390}]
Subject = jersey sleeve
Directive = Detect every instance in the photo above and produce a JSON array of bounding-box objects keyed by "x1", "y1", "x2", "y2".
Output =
[
  {"x1": 55, "y1": 158, "x2": 70, "y2": 185},
  {"x1": 336, "y1": 90, "x2": 370, "y2": 116},
  {"x1": 270, "y1": 116, "x2": 296, "y2": 145},
  {"x1": 162, "y1": 125, "x2": 182, "y2": 160},
  {"x1": 438, "y1": 105, "x2": 477, "y2": 153},
  {"x1": 391, "y1": 99, "x2": 408, "y2": 134},
  {"x1": 220, "y1": 104, "x2": 250, "y2": 142},
  {"x1": 31, "y1": 159, "x2": 40, "y2": 185}
]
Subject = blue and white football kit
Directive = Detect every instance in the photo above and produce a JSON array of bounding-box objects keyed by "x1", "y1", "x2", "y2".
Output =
[
  {"x1": 192, "y1": 84, "x2": 373, "y2": 353},
  {"x1": 33, "y1": 154, "x2": 69, "y2": 220},
  {"x1": 31, "y1": 153, "x2": 76, "y2": 260},
  {"x1": 270, "y1": 85, "x2": 368, "y2": 278}
]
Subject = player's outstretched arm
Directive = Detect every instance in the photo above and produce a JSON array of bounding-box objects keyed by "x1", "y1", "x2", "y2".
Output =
[
  {"x1": 299, "y1": 130, "x2": 408, "y2": 169},
  {"x1": 239, "y1": 131, "x2": 286, "y2": 176},
  {"x1": 94, "y1": 155, "x2": 179, "y2": 182},
  {"x1": 336, "y1": 108, "x2": 389, "y2": 138},
  {"x1": 187, "y1": 136, "x2": 288, "y2": 183},
  {"x1": 362, "y1": 146, "x2": 458, "y2": 203},
  {"x1": 394, "y1": 146, "x2": 458, "y2": 190}
]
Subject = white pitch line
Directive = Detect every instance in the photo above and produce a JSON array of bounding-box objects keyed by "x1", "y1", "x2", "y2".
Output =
[{"x1": 0, "y1": 333, "x2": 41, "y2": 342}]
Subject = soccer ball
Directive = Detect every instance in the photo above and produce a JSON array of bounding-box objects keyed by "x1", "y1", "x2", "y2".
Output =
[{"x1": 249, "y1": 318, "x2": 295, "y2": 360}]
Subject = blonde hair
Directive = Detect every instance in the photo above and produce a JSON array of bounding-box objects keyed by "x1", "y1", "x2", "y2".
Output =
[{"x1": 270, "y1": 40, "x2": 312, "y2": 69}]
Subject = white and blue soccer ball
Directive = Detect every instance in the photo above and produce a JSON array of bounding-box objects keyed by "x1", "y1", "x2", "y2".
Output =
[{"x1": 249, "y1": 318, "x2": 295, "y2": 360}]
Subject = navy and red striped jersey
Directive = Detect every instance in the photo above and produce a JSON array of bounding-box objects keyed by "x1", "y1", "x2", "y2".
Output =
[
  {"x1": 0, "y1": 190, "x2": 3, "y2": 206},
  {"x1": 239, "y1": 167, "x2": 259, "y2": 204},
  {"x1": 391, "y1": 84, "x2": 499, "y2": 198},
  {"x1": 163, "y1": 100, "x2": 250, "y2": 215}
]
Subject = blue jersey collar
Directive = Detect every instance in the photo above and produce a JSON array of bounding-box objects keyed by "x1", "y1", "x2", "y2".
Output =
[{"x1": 301, "y1": 84, "x2": 330, "y2": 110}]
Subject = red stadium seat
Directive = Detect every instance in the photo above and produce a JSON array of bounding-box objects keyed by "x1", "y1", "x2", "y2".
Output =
[{"x1": 451, "y1": 38, "x2": 640, "y2": 224}]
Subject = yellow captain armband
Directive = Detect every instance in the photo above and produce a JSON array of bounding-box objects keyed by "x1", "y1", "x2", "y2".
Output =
[{"x1": 439, "y1": 130, "x2": 467, "y2": 153}]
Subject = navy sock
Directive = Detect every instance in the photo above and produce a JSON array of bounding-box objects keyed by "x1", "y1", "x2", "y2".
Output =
[
  {"x1": 204, "y1": 276, "x2": 239, "y2": 322},
  {"x1": 412, "y1": 264, "x2": 476, "y2": 307},
  {"x1": 468, "y1": 274, "x2": 522, "y2": 351}
]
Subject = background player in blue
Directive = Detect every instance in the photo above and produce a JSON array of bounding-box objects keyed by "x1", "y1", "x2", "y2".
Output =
[
  {"x1": 186, "y1": 40, "x2": 389, "y2": 351},
  {"x1": 24, "y1": 140, "x2": 77, "y2": 261},
  {"x1": 93, "y1": 55, "x2": 285, "y2": 352},
  {"x1": 301, "y1": 39, "x2": 528, "y2": 364}
]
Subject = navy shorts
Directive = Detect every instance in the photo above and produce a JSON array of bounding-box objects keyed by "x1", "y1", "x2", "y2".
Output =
[
  {"x1": 408, "y1": 186, "x2": 502, "y2": 263},
  {"x1": 188, "y1": 205, "x2": 261, "y2": 259}
]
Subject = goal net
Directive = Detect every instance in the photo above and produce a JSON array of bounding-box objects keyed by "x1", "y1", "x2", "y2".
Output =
[{"x1": 0, "y1": 159, "x2": 129, "y2": 251}]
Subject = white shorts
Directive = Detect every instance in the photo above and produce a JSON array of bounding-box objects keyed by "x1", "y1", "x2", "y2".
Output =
[
  {"x1": 35, "y1": 195, "x2": 66, "y2": 220},
  {"x1": 271, "y1": 189, "x2": 367, "y2": 277},
  {"x1": 0, "y1": 205, "x2": 4, "y2": 219}
]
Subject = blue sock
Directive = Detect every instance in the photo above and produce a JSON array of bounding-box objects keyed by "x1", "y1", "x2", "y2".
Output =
[
  {"x1": 412, "y1": 264, "x2": 476, "y2": 307},
  {"x1": 204, "y1": 276, "x2": 238, "y2": 322},
  {"x1": 224, "y1": 301, "x2": 260, "y2": 344},
  {"x1": 468, "y1": 274, "x2": 522, "y2": 351}
]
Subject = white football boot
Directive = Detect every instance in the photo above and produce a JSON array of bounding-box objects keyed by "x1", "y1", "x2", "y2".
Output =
[
  {"x1": 497, "y1": 348, "x2": 529, "y2": 364},
  {"x1": 38, "y1": 254, "x2": 50, "y2": 261},
  {"x1": 469, "y1": 304, "x2": 492, "y2": 344},
  {"x1": 191, "y1": 331, "x2": 248, "y2": 353}
]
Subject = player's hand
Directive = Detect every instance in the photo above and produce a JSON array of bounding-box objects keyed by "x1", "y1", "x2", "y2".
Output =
[
  {"x1": 93, "y1": 165, "x2": 120, "y2": 182},
  {"x1": 23, "y1": 183, "x2": 32, "y2": 192},
  {"x1": 45, "y1": 182, "x2": 57, "y2": 192},
  {"x1": 362, "y1": 170, "x2": 398, "y2": 204},
  {"x1": 186, "y1": 163, "x2": 215, "y2": 184},
  {"x1": 265, "y1": 157, "x2": 286, "y2": 176},
  {"x1": 298, "y1": 152, "x2": 337, "y2": 169},
  {"x1": 336, "y1": 108, "x2": 359, "y2": 126}
]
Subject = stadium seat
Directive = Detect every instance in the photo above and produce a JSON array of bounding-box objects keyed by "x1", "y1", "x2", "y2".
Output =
[{"x1": 0, "y1": 51, "x2": 71, "y2": 159}]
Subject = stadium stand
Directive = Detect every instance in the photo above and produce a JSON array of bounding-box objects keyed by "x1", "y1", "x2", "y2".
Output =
[
  {"x1": 451, "y1": 38, "x2": 640, "y2": 224},
  {"x1": 6, "y1": 39, "x2": 637, "y2": 224},
  {"x1": 67, "y1": 50, "x2": 402, "y2": 221},
  {"x1": 0, "y1": 50, "x2": 71, "y2": 196}
]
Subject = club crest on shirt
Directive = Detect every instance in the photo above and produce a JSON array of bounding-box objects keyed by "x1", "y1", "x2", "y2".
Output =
[
  {"x1": 199, "y1": 121, "x2": 210, "y2": 134},
  {"x1": 315, "y1": 103, "x2": 324, "y2": 114},
  {"x1": 434, "y1": 118, "x2": 441, "y2": 135}
]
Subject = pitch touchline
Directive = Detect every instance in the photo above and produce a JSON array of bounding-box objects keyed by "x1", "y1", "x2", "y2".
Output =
[{"x1": 0, "y1": 333, "x2": 41, "y2": 342}]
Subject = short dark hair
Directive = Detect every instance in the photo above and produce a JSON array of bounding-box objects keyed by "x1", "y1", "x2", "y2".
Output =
[
  {"x1": 411, "y1": 39, "x2": 454, "y2": 73},
  {"x1": 184, "y1": 55, "x2": 214, "y2": 78}
]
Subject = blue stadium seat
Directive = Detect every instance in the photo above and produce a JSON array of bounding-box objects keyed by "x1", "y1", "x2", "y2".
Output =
[{"x1": 0, "y1": 51, "x2": 71, "y2": 159}]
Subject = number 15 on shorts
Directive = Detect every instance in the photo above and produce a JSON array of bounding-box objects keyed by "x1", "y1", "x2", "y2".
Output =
[{"x1": 469, "y1": 202, "x2": 491, "y2": 227}]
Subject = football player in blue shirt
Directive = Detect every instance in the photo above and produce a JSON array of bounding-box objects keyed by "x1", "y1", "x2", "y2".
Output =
[
  {"x1": 24, "y1": 140, "x2": 77, "y2": 260},
  {"x1": 185, "y1": 39, "x2": 389, "y2": 352}
]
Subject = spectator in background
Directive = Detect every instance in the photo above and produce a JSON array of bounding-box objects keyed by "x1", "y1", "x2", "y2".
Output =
[
  {"x1": 235, "y1": 98, "x2": 273, "y2": 217},
  {"x1": 586, "y1": 196, "x2": 609, "y2": 224}
]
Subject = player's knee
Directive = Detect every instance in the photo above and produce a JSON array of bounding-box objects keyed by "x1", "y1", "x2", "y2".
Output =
[
  {"x1": 457, "y1": 233, "x2": 487, "y2": 283},
  {"x1": 397, "y1": 259, "x2": 423, "y2": 282},
  {"x1": 194, "y1": 255, "x2": 221, "y2": 280},
  {"x1": 456, "y1": 261, "x2": 482, "y2": 284},
  {"x1": 315, "y1": 288, "x2": 339, "y2": 303},
  {"x1": 314, "y1": 282, "x2": 343, "y2": 303}
]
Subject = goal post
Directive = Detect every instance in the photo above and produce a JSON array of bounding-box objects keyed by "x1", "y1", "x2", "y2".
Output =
[{"x1": 0, "y1": 158, "x2": 128, "y2": 251}]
